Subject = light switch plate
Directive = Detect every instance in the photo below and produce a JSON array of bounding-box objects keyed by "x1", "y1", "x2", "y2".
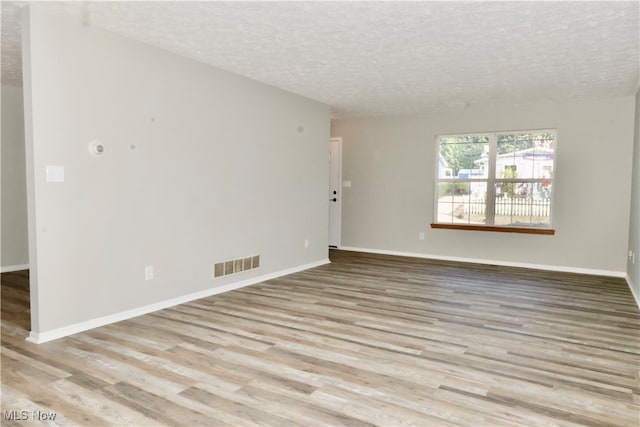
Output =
[
  {"x1": 342, "y1": 180, "x2": 352, "y2": 188},
  {"x1": 46, "y1": 165, "x2": 64, "y2": 182}
]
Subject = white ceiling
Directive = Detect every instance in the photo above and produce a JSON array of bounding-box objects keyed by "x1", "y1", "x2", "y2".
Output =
[{"x1": 2, "y1": 1, "x2": 639, "y2": 118}]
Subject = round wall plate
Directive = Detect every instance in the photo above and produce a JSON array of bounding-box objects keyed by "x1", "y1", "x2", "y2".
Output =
[{"x1": 88, "y1": 140, "x2": 105, "y2": 156}]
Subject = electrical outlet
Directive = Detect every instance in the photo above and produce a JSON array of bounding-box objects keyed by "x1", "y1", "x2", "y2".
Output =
[
  {"x1": 304, "y1": 238, "x2": 310, "y2": 248},
  {"x1": 419, "y1": 232, "x2": 425, "y2": 240},
  {"x1": 145, "y1": 265, "x2": 154, "y2": 280}
]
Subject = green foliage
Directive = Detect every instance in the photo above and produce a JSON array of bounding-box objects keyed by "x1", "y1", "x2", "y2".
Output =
[
  {"x1": 501, "y1": 165, "x2": 518, "y2": 197},
  {"x1": 438, "y1": 182, "x2": 468, "y2": 197},
  {"x1": 439, "y1": 135, "x2": 487, "y2": 176},
  {"x1": 497, "y1": 132, "x2": 555, "y2": 154}
]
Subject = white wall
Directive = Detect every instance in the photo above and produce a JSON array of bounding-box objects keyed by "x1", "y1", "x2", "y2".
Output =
[
  {"x1": 1, "y1": 85, "x2": 29, "y2": 270},
  {"x1": 332, "y1": 97, "x2": 635, "y2": 274},
  {"x1": 627, "y1": 90, "x2": 640, "y2": 305},
  {"x1": 23, "y1": 5, "x2": 329, "y2": 337}
]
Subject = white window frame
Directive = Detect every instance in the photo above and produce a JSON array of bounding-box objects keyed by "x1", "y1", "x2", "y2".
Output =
[{"x1": 432, "y1": 129, "x2": 557, "y2": 233}]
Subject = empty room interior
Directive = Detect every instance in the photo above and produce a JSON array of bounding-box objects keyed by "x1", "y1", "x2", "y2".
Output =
[{"x1": 1, "y1": 1, "x2": 639, "y2": 426}]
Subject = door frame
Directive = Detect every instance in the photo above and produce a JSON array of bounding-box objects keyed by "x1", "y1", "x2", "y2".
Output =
[{"x1": 329, "y1": 137, "x2": 342, "y2": 248}]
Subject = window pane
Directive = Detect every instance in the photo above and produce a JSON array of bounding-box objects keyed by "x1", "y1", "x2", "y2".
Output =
[
  {"x1": 496, "y1": 131, "x2": 555, "y2": 179},
  {"x1": 435, "y1": 129, "x2": 555, "y2": 231},
  {"x1": 494, "y1": 182, "x2": 551, "y2": 227},
  {"x1": 467, "y1": 182, "x2": 488, "y2": 224},
  {"x1": 436, "y1": 182, "x2": 487, "y2": 224},
  {"x1": 439, "y1": 135, "x2": 489, "y2": 180}
]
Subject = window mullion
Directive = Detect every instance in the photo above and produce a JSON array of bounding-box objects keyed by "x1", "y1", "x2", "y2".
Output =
[{"x1": 485, "y1": 134, "x2": 497, "y2": 225}]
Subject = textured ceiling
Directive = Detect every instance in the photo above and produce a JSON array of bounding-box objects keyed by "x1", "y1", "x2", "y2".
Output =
[{"x1": 2, "y1": 1, "x2": 639, "y2": 118}]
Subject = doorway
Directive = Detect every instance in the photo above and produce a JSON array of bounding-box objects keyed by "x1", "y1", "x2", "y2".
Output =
[{"x1": 329, "y1": 137, "x2": 342, "y2": 248}]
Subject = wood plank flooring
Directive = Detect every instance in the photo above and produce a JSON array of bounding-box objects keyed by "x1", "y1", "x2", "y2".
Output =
[{"x1": 1, "y1": 250, "x2": 639, "y2": 426}]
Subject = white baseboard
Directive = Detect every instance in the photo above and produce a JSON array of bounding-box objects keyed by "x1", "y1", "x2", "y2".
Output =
[
  {"x1": 1, "y1": 264, "x2": 30, "y2": 273},
  {"x1": 339, "y1": 246, "x2": 626, "y2": 278},
  {"x1": 625, "y1": 274, "x2": 640, "y2": 309},
  {"x1": 27, "y1": 258, "x2": 330, "y2": 344}
]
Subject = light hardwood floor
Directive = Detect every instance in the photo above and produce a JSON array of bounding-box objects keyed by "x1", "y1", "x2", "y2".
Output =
[{"x1": 1, "y1": 250, "x2": 639, "y2": 426}]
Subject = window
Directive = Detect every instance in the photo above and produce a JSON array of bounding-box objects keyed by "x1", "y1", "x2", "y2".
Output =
[{"x1": 432, "y1": 129, "x2": 556, "y2": 234}]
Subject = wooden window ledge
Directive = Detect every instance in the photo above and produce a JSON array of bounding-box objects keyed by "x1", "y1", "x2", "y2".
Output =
[{"x1": 430, "y1": 223, "x2": 555, "y2": 235}]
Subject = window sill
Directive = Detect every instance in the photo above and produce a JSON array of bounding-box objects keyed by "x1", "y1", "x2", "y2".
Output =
[{"x1": 430, "y1": 223, "x2": 555, "y2": 235}]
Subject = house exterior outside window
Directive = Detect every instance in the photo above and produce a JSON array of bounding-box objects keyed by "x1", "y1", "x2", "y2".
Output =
[{"x1": 432, "y1": 129, "x2": 556, "y2": 234}]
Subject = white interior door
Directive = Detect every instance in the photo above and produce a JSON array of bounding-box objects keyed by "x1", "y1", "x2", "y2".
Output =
[{"x1": 329, "y1": 137, "x2": 342, "y2": 248}]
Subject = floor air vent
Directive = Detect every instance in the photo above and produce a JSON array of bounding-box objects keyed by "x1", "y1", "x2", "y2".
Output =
[{"x1": 213, "y1": 255, "x2": 260, "y2": 278}]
